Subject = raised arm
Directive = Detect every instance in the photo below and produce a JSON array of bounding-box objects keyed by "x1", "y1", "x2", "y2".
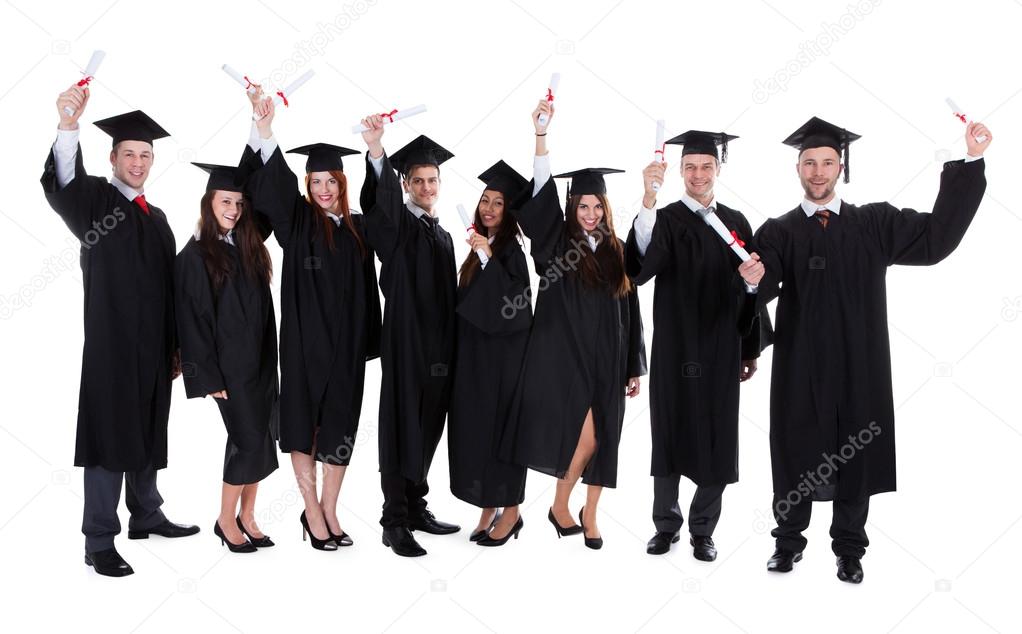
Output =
[
  {"x1": 243, "y1": 96, "x2": 303, "y2": 248},
  {"x1": 358, "y1": 112, "x2": 408, "y2": 262}
]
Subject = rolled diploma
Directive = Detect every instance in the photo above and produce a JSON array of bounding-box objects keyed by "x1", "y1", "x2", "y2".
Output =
[
  {"x1": 457, "y1": 203, "x2": 488, "y2": 262},
  {"x1": 350, "y1": 104, "x2": 428, "y2": 134},
  {"x1": 222, "y1": 64, "x2": 258, "y2": 93},
  {"x1": 64, "y1": 50, "x2": 105, "y2": 116},
  {"x1": 702, "y1": 210, "x2": 751, "y2": 262},
  {"x1": 651, "y1": 119, "x2": 665, "y2": 192},
  {"x1": 537, "y1": 73, "x2": 560, "y2": 126},
  {"x1": 253, "y1": 70, "x2": 315, "y2": 120},
  {"x1": 945, "y1": 98, "x2": 987, "y2": 143}
]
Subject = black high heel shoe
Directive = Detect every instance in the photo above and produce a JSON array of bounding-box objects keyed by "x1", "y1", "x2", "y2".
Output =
[
  {"x1": 236, "y1": 515, "x2": 274, "y2": 548},
  {"x1": 469, "y1": 511, "x2": 501, "y2": 542},
  {"x1": 300, "y1": 511, "x2": 338, "y2": 551},
  {"x1": 327, "y1": 527, "x2": 354, "y2": 547},
  {"x1": 214, "y1": 519, "x2": 257, "y2": 553},
  {"x1": 547, "y1": 508, "x2": 583, "y2": 538},
  {"x1": 579, "y1": 507, "x2": 603, "y2": 550},
  {"x1": 477, "y1": 516, "x2": 524, "y2": 547}
]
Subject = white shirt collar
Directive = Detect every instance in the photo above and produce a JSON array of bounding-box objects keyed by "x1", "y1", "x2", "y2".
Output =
[
  {"x1": 584, "y1": 231, "x2": 599, "y2": 252},
  {"x1": 110, "y1": 174, "x2": 143, "y2": 202},
  {"x1": 191, "y1": 224, "x2": 234, "y2": 245},
  {"x1": 801, "y1": 196, "x2": 842, "y2": 218},
  {"x1": 322, "y1": 208, "x2": 363, "y2": 226},
  {"x1": 406, "y1": 201, "x2": 432, "y2": 220},
  {"x1": 681, "y1": 192, "x2": 716, "y2": 215}
]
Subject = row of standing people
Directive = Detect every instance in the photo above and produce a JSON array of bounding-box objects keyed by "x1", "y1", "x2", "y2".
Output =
[{"x1": 45, "y1": 80, "x2": 991, "y2": 585}]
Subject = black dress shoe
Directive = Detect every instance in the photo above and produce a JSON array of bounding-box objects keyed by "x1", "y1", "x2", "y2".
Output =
[
  {"x1": 382, "y1": 527, "x2": 427, "y2": 557},
  {"x1": 579, "y1": 507, "x2": 603, "y2": 550},
  {"x1": 85, "y1": 548, "x2": 134, "y2": 577},
  {"x1": 646, "y1": 531, "x2": 680, "y2": 555},
  {"x1": 127, "y1": 519, "x2": 200, "y2": 540},
  {"x1": 407, "y1": 510, "x2": 460, "y2": 535},
  {"x1": 214, "y1": 520, "x2": 257, "y2": 553},
  {"x1": 691, "y1": 535, "x2": 717, "y2": 562},
  {"x1": 477, "y1": 516, "x2": 524, "y2": 547},
  {"x1": 328, "y1": 529, "x2": 353, "y2": 547},
  {"x1": 766, "y1": 548, "x2": 803, "y2": 573},
  {"x1": 547, "y1": 508, "x2": 583, "y2": 538},
  {"x1": 469, "y1": 512, "x2": 501, "y2": 542},
  {"x1": 236, "y1": 515, "x2": 274, "y2": 548},
  {"x1": 836, "y1": 555, "x2": 864, "y2": 584}
]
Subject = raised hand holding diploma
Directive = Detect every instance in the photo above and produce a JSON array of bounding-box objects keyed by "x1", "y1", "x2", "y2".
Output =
[
  {"x1": 350, "y1": 105, "x2": 427, "y2": 134},
  {"x1": 57, "y1": 83, "x2": 90, "y2": 129},
  {"x1": 965, "y1": 121, "x2": 992, "y2": 157},
  {"x1": 222, "y1": 64, "x2": 258, "y2": 94},
  {"x1": 62, "y1": 50, "x2": 104, "y2": 117},
  {"x1": 360, "y1": 112, "x2": 386, "y2": 159},
  {"x1": 642, "y1": 160, "x2": 666, "y2": 209},
  {"x1": 946, "y1": 98, "x2": 988, "y2": 144},
  {"x1": 651, "y1": 119, "x2": 666, "y2": 191},
  {"x1": 537, "y1": 73, "x2": 559, "y2": 127},
  {"x1": 252, "y1": 69, "x2": 314, "y2": 120}
]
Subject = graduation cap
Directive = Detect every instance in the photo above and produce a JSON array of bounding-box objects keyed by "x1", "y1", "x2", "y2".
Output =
[
  {"x1": 286, "y1": 143, "x2": 360, "y2": 173},
  {"x1": 666, "y1": 130, "x2": 738, "y2": 163},
  {"x1": 783, "y1": 116, "x2": 861, "y2": 183},
  {"x1": 390, "y1": 135, "x2": 454, "y2": 176},
  {"x1": 191, "y1": 162, "x2": 244, "y2": 193},
  {"x1": 478, "y1": 160, "x2": 529, "y2": 199},
  {"x1": 93, "y1": 110, "x2": 170, "y2": 147},
  {"x1": 553, "y1": 167, "x2": 625, "y2": 197}
]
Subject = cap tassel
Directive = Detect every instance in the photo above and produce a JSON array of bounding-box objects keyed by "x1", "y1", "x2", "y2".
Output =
[
  {"x1": 720, "y1": 134, "x2": 729, "y2": 164},
  {"x1": 842, "y1": 140, "x2": 850, "y2": 184}
]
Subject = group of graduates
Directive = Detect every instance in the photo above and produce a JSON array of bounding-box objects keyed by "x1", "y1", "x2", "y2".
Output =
[{"x1": 44, "y1": 78, "x2": 990, "y2": 585}]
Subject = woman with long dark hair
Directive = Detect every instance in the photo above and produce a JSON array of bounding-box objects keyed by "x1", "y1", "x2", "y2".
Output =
[
  {"x1": 175, "y1": 162, "x2": 278, "y2": 553},
  {"x1": 448, "y1": 161, "x2": 532, "y2": 547},
  {"x1": 500, "y1": 101, "x2": 647, "y2": 550},
  {"x1": 244, "y1": 93, "x2": 382, "y2": 551}
]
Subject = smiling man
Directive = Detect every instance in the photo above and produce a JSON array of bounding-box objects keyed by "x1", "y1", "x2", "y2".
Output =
[
  {"x1": 41, "y1": 85, "x2": 198, "y2": 577},
  {"x1": 359, "y1": 121, "x2": 461, "y2": 557},
  {"x1": 755, "y1": 116, "x2": 991, "y2": 583},
  {"x1": 626, "y1": 130, "x2": 767, "y2": 562}
]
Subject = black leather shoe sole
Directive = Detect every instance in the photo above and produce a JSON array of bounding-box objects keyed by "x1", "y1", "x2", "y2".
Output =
[
  {"x1": 381, "y1": 534, "x2": 427, "y2": 557},
  {"x1": 127, "y1": 525, "x2": 200, "y2": 540},
  {"x1": 646, "y1": 533, "x2": 681, "y2": 555},
  {"x1": 408, "y1": 523, "x2": 460, "y2": 535}
]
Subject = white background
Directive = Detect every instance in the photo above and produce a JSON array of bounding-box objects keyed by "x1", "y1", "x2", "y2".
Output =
[{"x1": 1, "y1": 0, "x2": 1020, "y2": 632}]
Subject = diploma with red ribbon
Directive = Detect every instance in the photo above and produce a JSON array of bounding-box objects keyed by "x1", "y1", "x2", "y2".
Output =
[
  {"x1": 64, "y1": 50, "x2": 105, "y2": 116},
  {"x1": 252, "y1": 70, "x2": 315, "y2": 120},
  {"x1": 350, "y1": 104, "x2": 427, "y2": 133},
  {"x1": 537, "y1": 73, "x2": 560, "y2": 127},
  {"x1": 222, "y1": 64, "x2": 259, "y2": 94},
  {"x1": 651, "y1": 119, "x2": 666, "y2": 192},
  {"x1": 457, "y1": 203, "x2": 488, "y2": 264},
  {"x1": 946, "y1": 98, "x2": 988, "y2": 143},
  {"x1": 698, "y1": 208, "x2": 751, "y2": 262}
]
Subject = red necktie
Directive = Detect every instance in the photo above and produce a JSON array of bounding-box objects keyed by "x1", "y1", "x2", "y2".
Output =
[
  {"x1": 134, "y1": 194, "x2": 150, "y2": 215},
  {"x1": 814, "y1": 208, "x2": 830, "y2": 229}
]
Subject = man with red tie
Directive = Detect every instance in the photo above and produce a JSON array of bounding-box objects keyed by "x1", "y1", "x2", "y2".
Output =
[
  {"x1": 754, "y1": 116, "x2": 991, "y2": 584},
  {"x1": 41, "y1": 84, "x2": 198, "y2": 577}
]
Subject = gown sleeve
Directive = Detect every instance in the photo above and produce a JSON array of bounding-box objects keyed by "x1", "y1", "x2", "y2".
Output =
[
  {"x1": 867, "y1": 158, "x2": 986, "y2": 266},
  {"x1": 626, "y1": 281, "x2": 648, "y2": 378},
  {"x1": 359, "y1": 152, "x2": 410, "y2": 263},
  {"x1": 456, "y1": 241, "x2": 533, "y2": 335},
  {"x1": 752, "y1": 217, "x2": 785, "y2": 307},
  {"x1": 40, "y1": 144, "x2": 109, "y2": 240},
  {"x1": 625, "y1": 208, "x2": 678, "y2": 284},
  {"x1": 245, "y1": 146, "x2": 305, "y2": 249},
  {"x1": 174, "y1": 247, "x2": 227, "y2": 398},
  {"x1": 511, "y1": 177, "x2": 565, "y2": 272}
]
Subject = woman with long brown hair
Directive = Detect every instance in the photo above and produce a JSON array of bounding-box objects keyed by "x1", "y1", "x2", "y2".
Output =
[
  {"x1": 500, "y1": 101, "x2": 647, "y2": 550},
  {"x1": 448, "y1": 161, "x2": 532, "y2": 547},
  {"x1": 243, "y1": 93, "x2": 382, "y2": 551},
  {"x1": 175, "y1": 162, "x2": 278, "y2": 553}
]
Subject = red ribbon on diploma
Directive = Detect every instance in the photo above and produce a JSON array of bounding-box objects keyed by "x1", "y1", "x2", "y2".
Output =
[
  {"x1": 76, "y1": 76, "x2": 93, "y2": 87},
  {"x1": 380, "y1": 109, "x2": 398, "y2": 123},
  {"x1": 952, "y1": 111, "x2": 967, "y2": 123},
  {"x1": 654, "y1": 144, "x2": 665, "y2": 159},
  {"x1": 277, "y1": 90, "x2": 289, "y2": 107},
  {"x1": 728, "y1": 230, "x2": 745, "y2": 248},
  {"x1": 546, "y1": 88, "x2": 554, "y2": 102},
  {"x1": 243, "y1": 76, "x2": 256, "y2": 90}
]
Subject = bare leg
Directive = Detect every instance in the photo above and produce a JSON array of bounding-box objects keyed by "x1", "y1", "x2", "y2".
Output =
[
  {"x1": 218, "y1": 482, "x2": 245, "y2": 543},
  {"x1": 582, "y1": 484, "x2": 604, "y2": 539},
  {"x1": 551, "y1": 409, "x2": 598, "y2": 528},
  {"x1": 320, "y1": 463, "x2": 347, "y2": 536},
  {"x1": 488, "y1": 504, "x2": 521, "y2": 540},
  {"x1": 238, "y1": 483, "x2": 264, "y2": 538},
  {"x1": 474, "y1": 507, "x2": 499, "y2": 534},
  {"x1": 291, "y1": 450, "x2": 330, "y2": 540}
]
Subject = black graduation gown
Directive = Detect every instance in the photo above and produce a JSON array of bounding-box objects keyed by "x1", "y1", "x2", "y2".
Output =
[
  {"x1": 40, "y1": 146, "x2": 176, "y2": 472},
  {"x1": 754, "y1": 158, "x2": 986, "y2": 501},
  {"x1": 246, "y1": 148, "x2": 382, "y2": 465},
  {"x1": 448, "y1": 240, "x2": 532, "y2": 507},
  {"x1": 359, "y1": 154, "x2": 458, "y2": 483},
  {"x1": 499, "y1": 178, "x2": 647, "y2": 488},
  {"x1": 175, "y1": 238, "x2": 279, "y2": 485},
  {"x1": 625, "y1": 202, "x2": 766, "y2": 485}
]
